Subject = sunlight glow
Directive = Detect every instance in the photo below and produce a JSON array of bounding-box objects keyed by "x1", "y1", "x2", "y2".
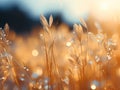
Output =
[
  {"x1": 91, "y1": 84, "x2": 96, "y2": 90},
  {"x1": 32, "y1": 49, "x2": 39, "y2": 56},
  {"x1": 100, "y1": 1, "x2": 109, "y2": 11}
]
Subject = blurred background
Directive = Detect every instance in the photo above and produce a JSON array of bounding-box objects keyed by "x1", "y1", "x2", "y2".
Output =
[
  {"x1": 0, "y1": 1, "x2": 120, "y2": 89},
  {"x1": 0, "y1": 0, "x2": 120, "y2": 35}
]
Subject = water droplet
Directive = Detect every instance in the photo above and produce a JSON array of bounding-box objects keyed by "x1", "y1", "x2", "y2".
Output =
[
  {"x1": 32, "y1": 73, "x2": 39, "y2": 79},
  {"x1": 44, "y1": 77, "x2": 49, "y2": 84},
  {"x1": 6, "y1": 65, "x2": 9, "y2": 69},
  {"x1": 91, "y1": 84, "x2": 96, "y2": 90},
  {"x1": 24, "y1": 66, "x2": 29, "y2": 71},
  {"x1": 20, "y1": 77, "x2": 25, "y2": 81},
  {"x1": 6, "y1": 40, "x2": 10, "y2": 45},
  {"x1": 38, "y1": 85, "x2": 42, "y2": 89},
  {"x1": 32, "y1": 68, "x2": 43, "y2": 79},
  {"x1": 108, "y1": 48, "x2": 111, "y2": 51},
  {"x1": 66, "y1": 42, "x2": 72, "y2": 47},
  {"x1": 107, "y1": 39, "x2": 116, "y2": 47},
  {"x1": 3, "y1": 34, "x2": 6, "y2": 37},
  {"x1": 72, "y1": 31, "x2": 75, "y2": 34},
  {"x1": 96, "y1": 33, "x2": 104, "y2": 43},
  {"x1": 24, "y1": 66, "x2": 27, "y2": 69},
  {"x1": 44, "y1": 85, "x2": 49, "y2": 90},
  {"x1": 0, "y1": 37, "x2": 2, "y2": 40},
  {"x1": 62, "y1": 76, "x2": 69, "y2": 85},
  {"x1": 0, "y1": 77, "x2": 5, "y2": 80},
  {"x1": 90, "y1": 80, "x2": 99, "y2": 90},
  {"x1": 32, "y1": 49, "x2": 39, "y2": 57},
  {"x1": 95, "y1": 56, "x2": 100, "y2": 62},
  {"x1": 107, "y1": 55, "x2": 112, "y2": 60},
  {"x1": 2, "y1": 77, "x2": 5, "y2": 80},
  {"x1": 40, "y1": 34, "x2": 43, "y2": 37},
  {"x1": 26, "y1": 68, "x2": 29, "y2": 71}
]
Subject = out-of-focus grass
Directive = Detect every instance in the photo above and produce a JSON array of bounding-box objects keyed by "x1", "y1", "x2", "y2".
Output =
[{"x1": 0, "y1": 15, "x2": 120, "y2": 90}]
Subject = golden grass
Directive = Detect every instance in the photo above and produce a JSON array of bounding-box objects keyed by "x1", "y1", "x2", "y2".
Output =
[{"x1": 0, "y1": 15, "x2": 120, "y2": 90}]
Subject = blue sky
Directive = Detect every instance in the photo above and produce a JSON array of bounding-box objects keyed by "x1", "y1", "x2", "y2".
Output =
[
  {"x1": 0, "y1": 0, "x2": 90, "y2": 23},
  {"x1": 0, "y1": 0, "x2": 120, "y2": 23}
]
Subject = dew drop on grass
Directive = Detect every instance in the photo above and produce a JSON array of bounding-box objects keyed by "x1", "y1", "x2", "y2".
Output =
[
  {"x1": 95, "y1": 55, "x2": 100, "y2": 62},
  {"x1": 96, "y1": 33, "x2": 104, "y2": 43},
  {"x1": 0, "y1": 77, "x2": 5, "y2": 80},
  {"x1": 40, "y1": 34, "x2": 43, "y2": 37},
  {"x1": 91, "y1": 84, "x2": 96, "y2": 90},
  {"x1": 38, "y1": 85, "x2": 42, "y2": 89},
  {"x1": 44, "y1": 77, "x2": 49, "y2": 84},
  {"x1": 26, "y1": 68, "x2": 29, "y2": 71},
  {"x1": 20, "y1": 77, "x2": 25, "y2": 81},
  {"x1": 62, "y1": 76, "x2": 69, "y2": 85},
  {"x1": 107, "y1": 55, "x2": 112, "y2": 60},
  {"x1": 6, "y1": 65, "x2": 9, "y2": 69},
  {"x1": 90, "y1": 80, "x2": 99, "y2": 90},
  {"x1": 66, "y1": 42, "x2": 72, "y2": 47},
  {"x1": 24, "y1": 66, "x2": 29, "y2": 72},
  {"x1": 32, "y1": 49, "x2": 39, "y2": 57},
  {"x1": 44, "y1": 85, "x2": 49, "y2": 90},
  {"x1": 32, "y1": 68, "x2": 43, "y2": 79}
]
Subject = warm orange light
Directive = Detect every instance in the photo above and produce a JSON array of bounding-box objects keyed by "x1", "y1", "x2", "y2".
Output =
[
  {"x1": 91, "y1": 84, "x2": 96, "y2": 90},
  {"x1": 32, "y1": 49, "x2": 39, "y2": 56},
  {"x1": 99, "y1": 1, "x2": 109, "y2": 11}
]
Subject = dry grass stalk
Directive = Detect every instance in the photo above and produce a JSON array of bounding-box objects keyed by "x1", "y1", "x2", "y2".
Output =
[{"x1": 0, "y1": 15, "x2": 119, "y2": 90}]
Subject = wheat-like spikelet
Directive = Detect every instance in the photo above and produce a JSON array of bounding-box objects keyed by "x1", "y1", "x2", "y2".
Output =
[
  {"x1": 0, "y1": 24, "x2": 32, "y2": 90},
  {"x1": 0, "y1": 15, "x2": 119, "y2": 90}
]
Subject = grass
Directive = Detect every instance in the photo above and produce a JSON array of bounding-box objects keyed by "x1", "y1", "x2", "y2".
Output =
[{"x1": 0, "y1": 15, "x2": 120, "y2": 90}]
